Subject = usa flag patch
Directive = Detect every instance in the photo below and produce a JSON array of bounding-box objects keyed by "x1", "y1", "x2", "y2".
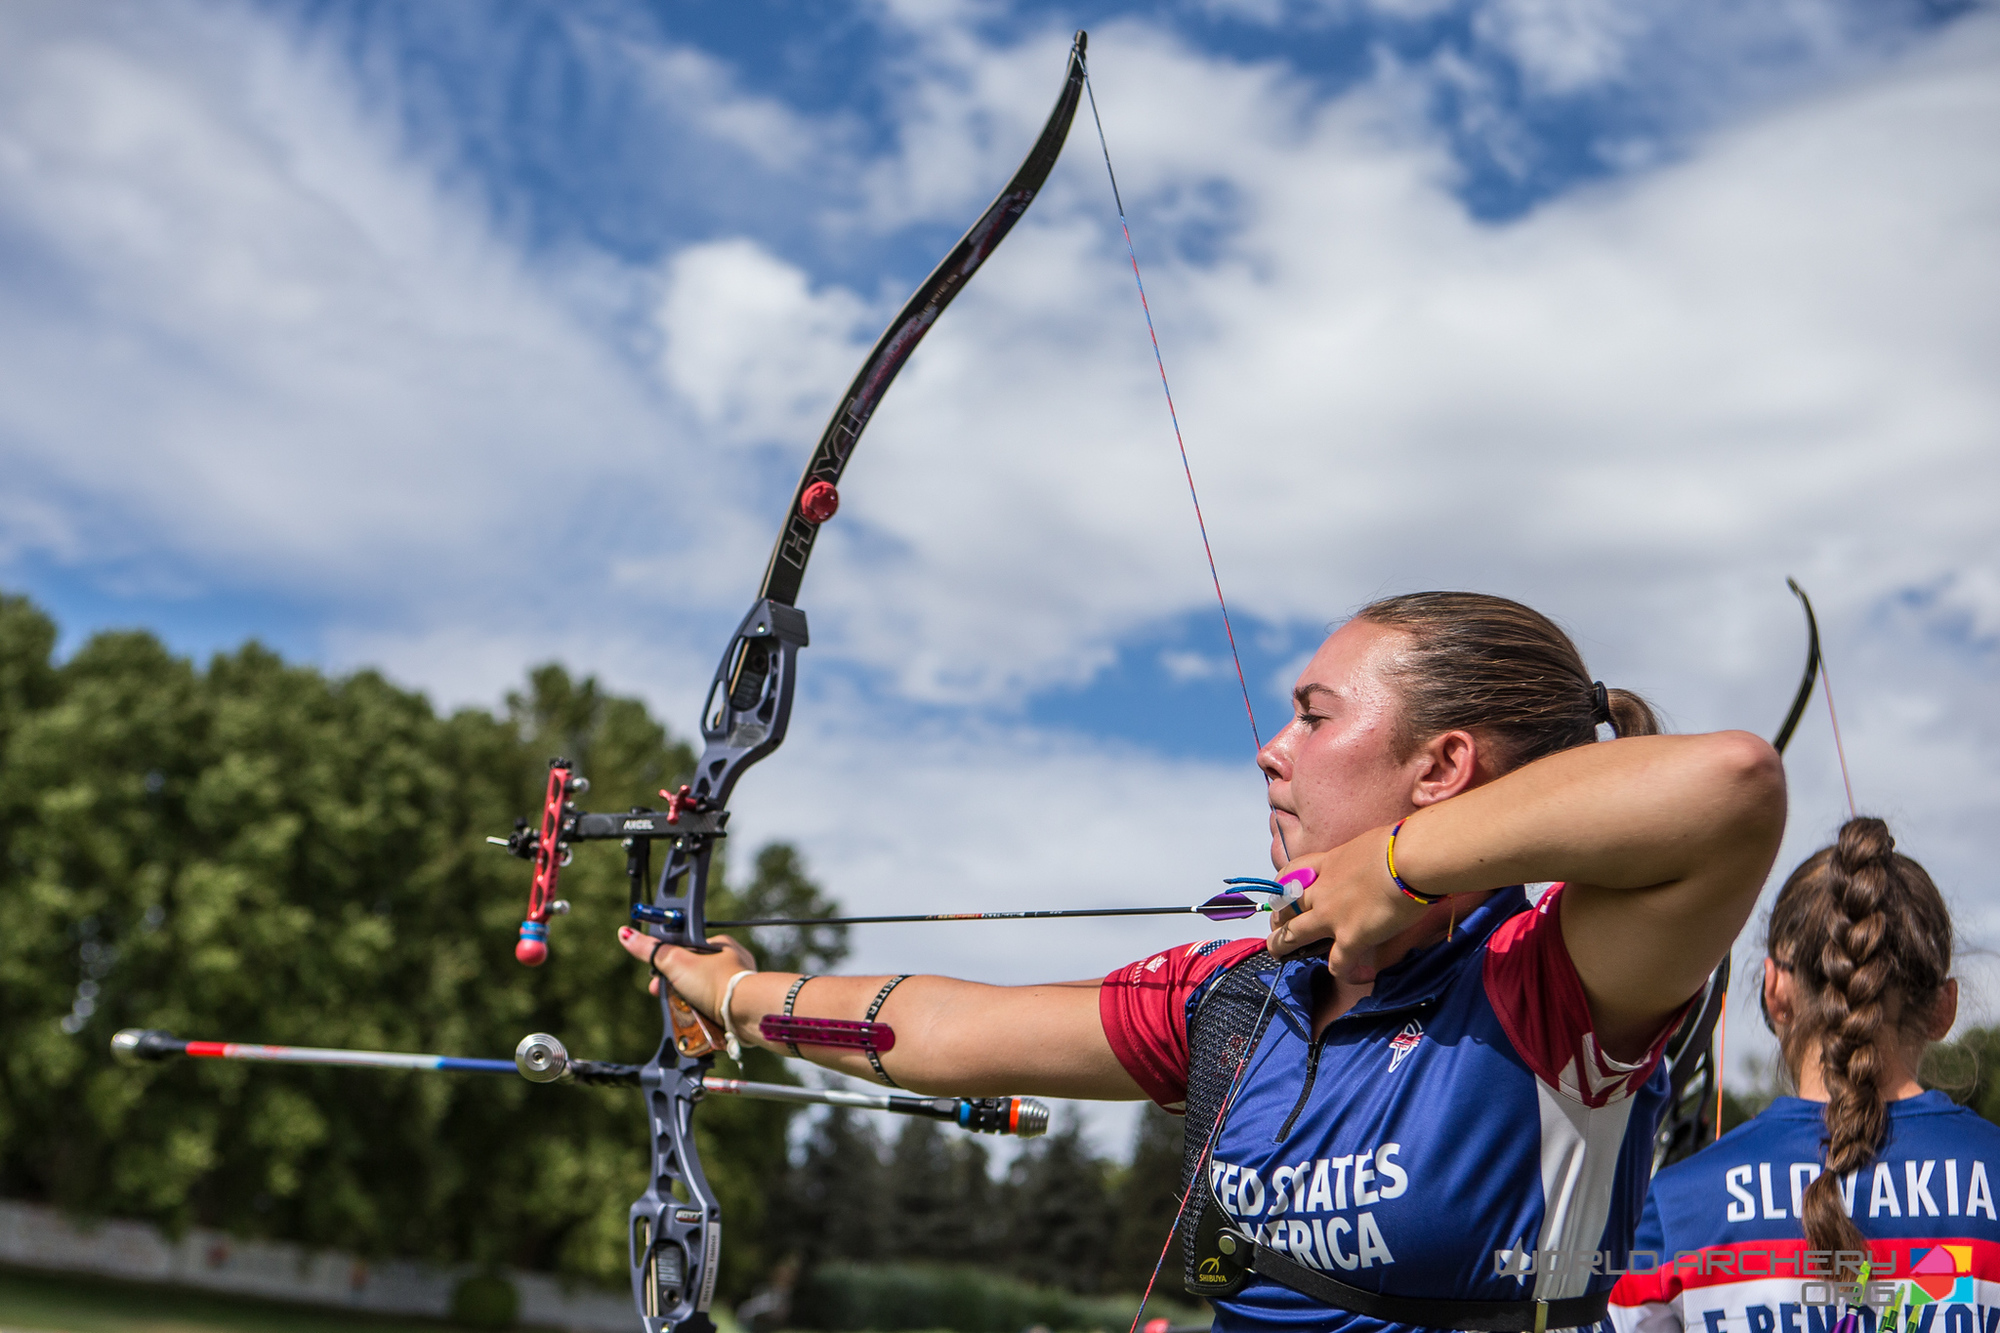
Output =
[{"x1": 1388, "y1": 1020, "x2": 1424, "y2": 1072}]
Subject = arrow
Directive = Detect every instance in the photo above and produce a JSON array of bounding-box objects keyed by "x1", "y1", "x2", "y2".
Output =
[{"x1": 696, "y1": 889, "x2": 1266, "y2": 930}]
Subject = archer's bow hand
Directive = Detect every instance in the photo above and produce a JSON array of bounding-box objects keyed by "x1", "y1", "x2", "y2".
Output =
[{"x1": 620, "y1": 926, "x2": 755, "y2": 1016}]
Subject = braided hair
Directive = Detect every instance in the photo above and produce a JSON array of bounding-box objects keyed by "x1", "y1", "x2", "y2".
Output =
[{"x1": 1762, "y1": 817, "x2": 1954, "y2": 1254}]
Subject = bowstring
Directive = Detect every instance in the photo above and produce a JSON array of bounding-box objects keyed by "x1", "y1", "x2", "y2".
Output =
[
  {"x1": 1082, "y1": 55, "x2": 1296, "y2": 1331},
  {"x1": 1082, "y1": 64, "x2": 1288, "y2": 863},
  {"x1": 1124, "y1": 974, "x2": 1284, "y2": 1333},
  {"x1": 1706, "y1": 589, "x2": 1858, "y2": 1152},
  {"x1": 1713, "y1": 992, "x2": 1727, "y2": 1144},
  {"x1": 1709, "y1": 589, "x2": 1858, "y2": 1146},
  {"x1": 1820, "y1": 652, "x2": 1858, "y2": 820}
]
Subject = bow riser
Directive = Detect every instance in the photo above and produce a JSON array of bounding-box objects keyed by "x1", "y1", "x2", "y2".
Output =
[
  {"x1": 633, "y1": 1061, "x2": 723, "y2": 1330},
  {"x1": 627, "y1": 45, "x2": 1086, "y2": 1327},
  {"x1": 624, "y1": 601, "x2": 810, "y2": 1326},
  {"x1": 494, "y1": 37, "x2": 1090, "y2": 1330},
  {"x1": 650, "y1": 598, "x2": 811, "y2": 952}
]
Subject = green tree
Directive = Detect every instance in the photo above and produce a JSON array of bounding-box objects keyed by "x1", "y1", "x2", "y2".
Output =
[
  {"x1": 882, "y1": 1117, "x2": 1000, "y2": 1266},
  {"x1": 939, "y1": 1133, "x2": 1000, "y2": 1263},
  {"x1": 1108, "y1": 1103, "x2": 1187, "y2": 1290},
  {"x1": 884, "y1": 1118, "x2": 955, "y2": 1262},
  {"x1": 998, "y1": 1114, "x2": 1116, "y2": 1294},
  {"x1": 724, "y1": 843, "x2": 849, "y2": 976},
  {"x1": 0, "y1": 594, "x2": 836, "y2": 1302},
  {"x1": 780, "y1": 1106, "x2": 889, "y2": 1266},
  {"x1": 1925, "y1": 1025, "x2": 2000, "y2": 1120}
]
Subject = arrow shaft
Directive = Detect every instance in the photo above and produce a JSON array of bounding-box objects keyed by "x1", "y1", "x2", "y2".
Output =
[{"x1": 711, "y1": 902, "x2": 1265, "y2": 928}]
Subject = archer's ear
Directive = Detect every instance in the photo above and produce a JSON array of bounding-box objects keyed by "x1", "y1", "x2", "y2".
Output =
[
  {"x1": 1761, "y1": 957, "x2": 1795, "y2": 1033},
  {"x1": 1927, "y1": 979, "x2": 1960, "y2": 1043},
  {"x1": 1409, "y1": 729, "x2": 1481, "y2": 807}
]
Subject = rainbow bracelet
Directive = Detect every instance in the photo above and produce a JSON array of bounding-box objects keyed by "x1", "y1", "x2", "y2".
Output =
[{"x1": 1386, "y1": 818, "x2": 1447, "y2": 906}]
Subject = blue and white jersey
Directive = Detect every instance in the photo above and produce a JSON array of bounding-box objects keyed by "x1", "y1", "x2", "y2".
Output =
[
  {"x1": 1103, "y1": 885, "x2": 1684, "y2": 1331},
  {"x1": 1609, "y1": 1092, "x2": 2000, "y2": 1331}
]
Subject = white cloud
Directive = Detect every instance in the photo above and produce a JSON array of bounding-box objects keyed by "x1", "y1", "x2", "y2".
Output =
[
  {"x1": 0, "y1": 0, "x2": 1994, "y2": 1122},
  {"x1": 657, "y1": 239, "x2": 873, "y2": 448},
  {"x1": 1160, "y1": 649, "x2": 1233, "y2": 682},
  {"x1": 625, "y1": 43, "x2": 829, "y2": 175},
  {"x1": 0, "y1": 0, "x2": 710, "y2": 601},
  {"x1": 1473, "y1": 0, "x2": 1639, "y2": 96}
]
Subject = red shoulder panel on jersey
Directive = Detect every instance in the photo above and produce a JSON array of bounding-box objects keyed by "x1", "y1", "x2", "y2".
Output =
[
  {"x1": 1101, "y1": 937, "x2": 1264, "y2": 1112},
  {"x1": 1483, "y1": 884, "x2": 1685, "y2": 1108}
]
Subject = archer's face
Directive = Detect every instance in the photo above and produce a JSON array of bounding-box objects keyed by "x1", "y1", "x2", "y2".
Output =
[{"x1": 1258, "y1": 619, "x2": 1423, "y2": 867}]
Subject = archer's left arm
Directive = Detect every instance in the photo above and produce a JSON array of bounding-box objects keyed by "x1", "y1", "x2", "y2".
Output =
[{"x1": 615, "y1": 928, "x2": 1148, "y2": 1099}]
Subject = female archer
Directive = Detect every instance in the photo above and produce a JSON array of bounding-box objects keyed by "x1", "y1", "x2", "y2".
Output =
[
  {"x1": 1608, "y1": 816, "x2": 1996, "y2": 1327},
  {"x1": 623, "y1": 590, "x2": 1790, "y2": 1331}
]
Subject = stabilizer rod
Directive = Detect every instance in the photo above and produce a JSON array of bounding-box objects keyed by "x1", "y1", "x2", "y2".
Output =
[
  {"x1": 112, "y1": 1029, "x2": 1050, "y2": 1138},
  {"x1": 514, "y1": 1033, "x2": 1048, "y2": 1137}
]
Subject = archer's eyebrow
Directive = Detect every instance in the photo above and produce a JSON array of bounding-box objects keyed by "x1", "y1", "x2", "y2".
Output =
[{"x1": 1293, "y1": 683, "x2": 1337, "y2": 710}]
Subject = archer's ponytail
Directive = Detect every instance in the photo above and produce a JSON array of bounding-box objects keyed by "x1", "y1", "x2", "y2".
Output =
[
  {"x1": 1353, "y1": 592, "x2": 1659, "y2": 773},
  {"x1": 1763, "y1": 817, "x2": 1954, "y2": 1255}
]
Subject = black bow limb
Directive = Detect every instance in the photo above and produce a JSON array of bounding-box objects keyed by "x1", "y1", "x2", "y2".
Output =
[
  {"x1": 1653, "y1": 578, "x2": 1823, "y2": 1169},
  {"x1": 492, "y1": 34, "x2": 1093, "y2": 1333}
]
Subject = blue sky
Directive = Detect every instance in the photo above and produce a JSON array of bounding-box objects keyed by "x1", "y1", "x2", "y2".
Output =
[
  {"x1": 263, "y1": 0, "x2": 1974, "y2": 249},
  {"x1": 14, "y1": 0, "x2": 1983, "y2": 745},
  {"x1": 2, "y1": 0, "x2": 1997, "y2": 1128}
]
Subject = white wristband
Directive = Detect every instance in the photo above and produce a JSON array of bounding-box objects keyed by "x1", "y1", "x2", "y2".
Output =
[{"x1": 718, "y1": 969, "x2": 757, "y2": 1064}]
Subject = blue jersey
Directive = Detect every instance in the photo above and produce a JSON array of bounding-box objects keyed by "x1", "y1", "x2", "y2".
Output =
[
  {"x1": 1609, "y1": 1092, "x2": 2000, "y2": 1331},
  {"x1": 1103, "y1": 885, "x2": 1683, "y2": 1331}
]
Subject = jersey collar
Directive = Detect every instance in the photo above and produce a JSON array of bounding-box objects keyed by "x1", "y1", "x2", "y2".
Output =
[{"x1": 1271, "y1": 885, "x2": 1532, "y2": 1031}]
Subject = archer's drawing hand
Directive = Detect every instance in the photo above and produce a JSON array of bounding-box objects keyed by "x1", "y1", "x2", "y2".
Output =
[
  {"x1": 1266, "y1": 827, "x2": 1428, "y2": 983},
  {"x1": 617, "y1": 927, "x2": 756, "y2": 1021}
]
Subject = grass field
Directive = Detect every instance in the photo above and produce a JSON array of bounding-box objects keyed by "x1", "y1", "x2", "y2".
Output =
[
  {"x1": 0, "y1": 1266, "x2": 486, "y2": 1333},
  {"x1": 0, "y1": 1268, "x2": 756, "y2": 1333}
]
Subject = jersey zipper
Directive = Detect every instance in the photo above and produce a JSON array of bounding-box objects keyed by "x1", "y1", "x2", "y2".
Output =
[
  {"x1": 1275, "y1": 1033, "x2": 1324, "y2": 1141},
  {"x1": 1273, "y1": 996, "x2": 1439, "y2": 1144}
]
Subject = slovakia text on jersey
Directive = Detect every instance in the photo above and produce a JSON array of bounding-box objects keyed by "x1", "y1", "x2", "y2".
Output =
[
  {"x1": 1609, "y1": 1092, "x2": 2000, "y2": 1333},
  {"x1": 1102, "y1": 885, "x2": 1686, "y2": 1332}
]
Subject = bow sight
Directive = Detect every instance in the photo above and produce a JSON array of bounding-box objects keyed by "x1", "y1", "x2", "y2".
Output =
[
  {"x1": 488, "y1": 599, "x2": 809, "y2": 1329},
  {"x1": 491, "y1": 598, "x2": 809, "y2": 969}
]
